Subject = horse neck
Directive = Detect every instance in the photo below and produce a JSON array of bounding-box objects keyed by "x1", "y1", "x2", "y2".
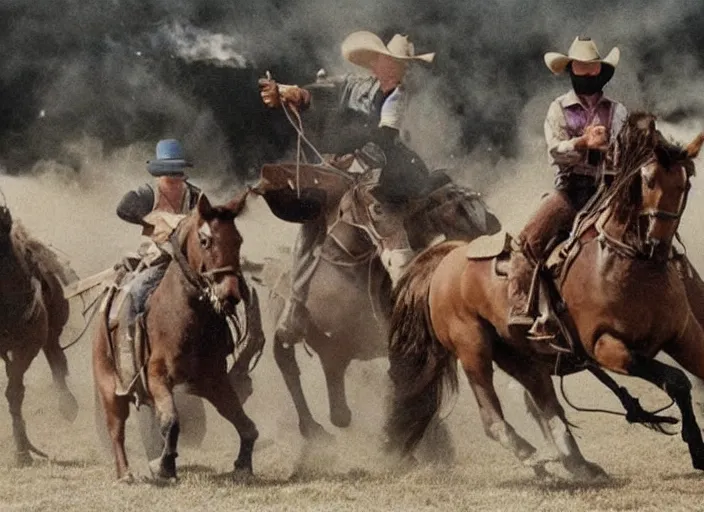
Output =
[{"x1": 0, "y1": 236, "x2": 35, "y2": 301}]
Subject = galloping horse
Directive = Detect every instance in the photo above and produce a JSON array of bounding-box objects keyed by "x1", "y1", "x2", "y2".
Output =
[
  {"x1": 255, "y1": 163, "x2": 498, "y2": 439},
  {"x1": 386, "y1": 113, "x2": 704, "y2": 479},
  {"x1": 0, "y1": 205, "x2": 78, "y2": 465},
  {"x1": 93, "y1": 192, "x2": 258, "y2": 481}
]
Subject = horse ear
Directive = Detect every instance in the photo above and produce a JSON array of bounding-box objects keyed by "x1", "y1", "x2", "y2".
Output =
[
  {"x1": 686, "y1": 132, "x2": 704, "y2": 159},
  {"x1": 225, "y1": 188, "x2": 249, "y2": 218},
  {"x1": 197, "y1": 193, "x2": 213, "y2": 218}
]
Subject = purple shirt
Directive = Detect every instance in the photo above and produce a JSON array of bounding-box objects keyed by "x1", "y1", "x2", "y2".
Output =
[{"x1": 544, "y1": 90, "x2": 627, "y2": 179}]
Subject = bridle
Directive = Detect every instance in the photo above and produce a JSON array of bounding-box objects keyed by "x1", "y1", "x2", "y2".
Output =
[
  {"x1": 597, "y1": 157, "x2": 691, "y2": 261},
  {"x1": 167, "y1": 220, "x2": 247, "y2": 314}
]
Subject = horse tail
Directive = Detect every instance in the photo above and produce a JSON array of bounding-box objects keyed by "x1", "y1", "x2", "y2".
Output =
[{"x1": 385, "y1": 241, "x2": 463, "y2": 456}]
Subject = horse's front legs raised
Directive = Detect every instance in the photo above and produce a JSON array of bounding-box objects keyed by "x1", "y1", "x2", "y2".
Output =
[
  {"x1": 147, "y1": 369, "x2": 180, "y2": 480},
  {"x1": 3, "y1": 352, "x2": 46, "y2": 466},
  {"x1": 195, "y1": 372, "x2": 259, "y2": 474},
  {"x1": 273, "y1": 333, "x2": 331, "y2": 440},
  {"x1": 596, "y1": 330, "x2": 704, "y2": 471}
]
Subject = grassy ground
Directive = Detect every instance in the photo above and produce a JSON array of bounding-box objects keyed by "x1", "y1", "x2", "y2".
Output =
[{"x1": 1, "y1": 314, "x2": 703, "y2": 512}]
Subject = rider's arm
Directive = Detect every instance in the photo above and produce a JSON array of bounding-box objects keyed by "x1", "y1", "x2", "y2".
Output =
[
  {"x1": 609, "y1": 102, "x2": 629, "y2": 144},
  {"x1": 116, "y1": 184, "x2": 155, "y2": 226},
  {"x1": 337, "y1": 75, "x2": 382, "y2": 116},
  {"x1": 544, "y1": 100, "x2": 588, "y2": 166}
]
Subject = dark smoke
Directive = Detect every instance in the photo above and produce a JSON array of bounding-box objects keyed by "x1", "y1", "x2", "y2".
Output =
[{"x1": 1, "y1": 0, "x2": 703, "y2": 180}]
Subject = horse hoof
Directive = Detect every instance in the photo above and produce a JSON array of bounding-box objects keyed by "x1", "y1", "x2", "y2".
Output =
[
  {"x1": 300, "y1": 422, "x2": 334, "y2": 443},
  {"x1": 117, "y1": 472, "x2": 135, "y2": 484},
  {"x1": 15, "y1": 451, "x2": 33, "y2": 467},
  {"x1": 148, "y1": 455, "x2": 177, "y2": 481},
  {"x1": 569, "y1": 460, "x2": 609, "y2": 482},
  {"x1": 59, "y1": 392, "x2": 79, "y2": 423},
  {"x1": 233, "y1": 460, "x2": 254, "y2": 476},
  {"x1": 330, "y1": 407, "x2": 352, "y2": 428}
]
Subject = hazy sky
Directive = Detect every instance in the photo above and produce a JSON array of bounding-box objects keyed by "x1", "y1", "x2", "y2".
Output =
[{"x1": 1, "y1": 0, "x2": 703, "y2": 180}]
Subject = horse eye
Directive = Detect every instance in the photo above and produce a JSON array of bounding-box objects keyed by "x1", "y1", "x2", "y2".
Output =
[
  {"x1": 371, "y1": 204, "x2": 383, "y2": 216},
  {"x1": 199, "y1": 235, "x2": 212, "y2": 249}
]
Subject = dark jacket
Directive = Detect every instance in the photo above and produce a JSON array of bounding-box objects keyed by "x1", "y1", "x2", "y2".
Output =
[
  {"x1": 303, "y1": 74, "x2": 429, "y2": 202},
  {"x1": 116, "y1": 181, "x2": 201, "y2": 225}
]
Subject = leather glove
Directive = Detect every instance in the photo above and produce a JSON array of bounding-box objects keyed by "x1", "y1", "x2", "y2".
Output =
[
  {"x1": 258, "y1": 77, "x2": 281, "y2": 108},
  {"x1": 258, "y1": 79, "x2": 311, "y2": 110}
]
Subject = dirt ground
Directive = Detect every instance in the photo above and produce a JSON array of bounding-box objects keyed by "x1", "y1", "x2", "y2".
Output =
[{"x1": 1, "y1": 152, "x2": 704, "y2": 511}]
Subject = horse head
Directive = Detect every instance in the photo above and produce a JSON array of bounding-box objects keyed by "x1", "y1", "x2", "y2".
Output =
[
  {"x1": 610, "y1": 113, "x2": 700, "y2": 260},
  {"x1": 338, "y1": 179, "x2": 422, "y2": 286},
  {"x1": 179, "y1": 190, "x2": 249, "y2": 314}
]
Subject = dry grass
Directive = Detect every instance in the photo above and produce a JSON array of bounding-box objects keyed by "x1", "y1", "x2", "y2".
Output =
[
  {"x1": 1, "y1": 309, "x2": 703, "y2": 512},
  {"x1": 1, "y1": 145, "x2": 704, "y2": 511}
]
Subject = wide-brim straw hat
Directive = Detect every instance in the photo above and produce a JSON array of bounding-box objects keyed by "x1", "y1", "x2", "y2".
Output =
[
  {"x1": 341, "y1": 31, "x2": 435, "y2": 70},
  {"x1": 544, "y1": 36, "x2": 620, "y2": 75}
]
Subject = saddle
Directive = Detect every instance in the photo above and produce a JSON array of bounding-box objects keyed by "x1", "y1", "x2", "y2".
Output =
[
  {"x1": 466, "y1": 230, "x2": 588, "y2": 356},
  {"x1": 100, "y1": 257, "x2": 153, "y2": 402}
]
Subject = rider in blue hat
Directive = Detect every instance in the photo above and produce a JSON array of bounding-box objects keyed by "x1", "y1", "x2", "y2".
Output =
[{"x1": 115, "y1": 139, "x2": 201, "y2": 377}]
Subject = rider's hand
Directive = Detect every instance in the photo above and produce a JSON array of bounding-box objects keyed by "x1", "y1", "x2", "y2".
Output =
[
  {"x1": 580, "y1": 125, "x2": 609, "y2": 149},
  {"x1": 258, "y1": 78, "x2": 281, "y2": 108},
  {"x1": 278, "y1": 85, "x2": 311, "y2": 109}
]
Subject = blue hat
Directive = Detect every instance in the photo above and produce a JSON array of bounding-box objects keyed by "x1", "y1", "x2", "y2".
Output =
[{"x1": 147, "y1": 139, "x2": 193, "y2": 177}]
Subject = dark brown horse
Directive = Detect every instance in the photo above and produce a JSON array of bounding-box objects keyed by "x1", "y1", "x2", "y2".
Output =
[
  {"x1": 93, "y1": 192, "x2": 258, "y2": 482},
  {"x1": 386, "y1": 114, "x2": 704, "y2": 479},
  {"x1": 0, "y1": 205, "x2": 78, "y2": 465},
  {"x1": 255, "y1": 163, "x2": 498, "y2": 439}
]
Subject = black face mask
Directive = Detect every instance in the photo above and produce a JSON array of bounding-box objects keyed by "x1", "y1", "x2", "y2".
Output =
[{"x1": 568, "y1": 64, "x2": 615, "y2": 96}]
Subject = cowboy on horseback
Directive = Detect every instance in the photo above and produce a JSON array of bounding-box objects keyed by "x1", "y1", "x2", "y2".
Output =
[
  {"x1": 115, "y1": 138, "x2": 201, "y2": 354},
  {"x1": 259, "y1": 31, "x2": 436, "y2": 345},
  {"x1": 507, "y1": 37, "x2": 628, "y2": 338}
]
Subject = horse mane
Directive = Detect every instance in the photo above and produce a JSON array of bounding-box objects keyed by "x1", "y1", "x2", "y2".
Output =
[
  {"x1": 10, "y1": 221, "x2": 72, "y2": 283},
  {"x1": 604, "y1": 112, "x2": 694, "y2": 217}
]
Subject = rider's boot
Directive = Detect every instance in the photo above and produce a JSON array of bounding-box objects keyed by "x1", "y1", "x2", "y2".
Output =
[
  {"x1": 507, "y1": 248, "x2": 536, "y2": 333},
  {"x1": 115, "y1": 320, "x2": 137, "y2": 396},
  {"x1": 507, "y1": 247, "x2": 554, "y2": 342},
  {"x1": 275, "y1": 297, "x2": 308, "y2": 347}
]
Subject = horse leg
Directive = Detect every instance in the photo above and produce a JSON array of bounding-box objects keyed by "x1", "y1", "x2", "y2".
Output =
[
  {"x1": 195, "y1": 373, "x2": 259, "y2": 474},
  {"x1": 596, "y1": 330, "x2": 704, "y2": 471},
  {"x1": 273, "y1": 333, "x2": 330, "y2": 440},
  {"x1": 454, "y1": 324, "x2": 538, "y2": 470},
  {"x1": 93, "y1": 336, "x2": 132, "y2": 481},
  {"x1": 147, "y1": 373, "x2": 180, "y2": 480},
  {"x1": 3, "y1": 352, "x2": 42, "y2": 466},
  {"x1": 42, "y1": 330, "x2": 78, "y2": 423},
  {"x1": 493, "y1": 347, "x2": 607, "y2": 480},
  {"x1": 318, "y1": 349, "x2": 351, "y2": 428}
]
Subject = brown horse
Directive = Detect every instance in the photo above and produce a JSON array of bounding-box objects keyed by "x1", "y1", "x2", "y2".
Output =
[
  {"x1": 0, "y1": 205, "x2": 79, "y2": 465},
  {"x1": 93, "y1": 192, "x2": 258, "y2": 481},
  {"x1": 255, "y1": 163, "x2": 498, "y2": 439},
  {"x1": 386, "y1": 114, "x2": 704, "y2": 479}
]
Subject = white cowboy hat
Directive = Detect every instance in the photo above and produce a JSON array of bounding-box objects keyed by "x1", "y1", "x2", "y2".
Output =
[
  {"x1": 544, "y1": 36, "x2": 620, "y2": 75},
  {"x1": 341, "y1": 31, "x2": 435, "y2": 70}
]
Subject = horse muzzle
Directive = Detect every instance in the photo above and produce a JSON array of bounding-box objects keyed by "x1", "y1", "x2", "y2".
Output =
[{"x1": 214, "y1": 275, "x2": 243, "y2": 314}]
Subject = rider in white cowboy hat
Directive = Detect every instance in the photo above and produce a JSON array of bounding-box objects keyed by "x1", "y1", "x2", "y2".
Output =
[
  {"x1": 259, "y1": 30, "x2": 435, "y2": 346},
  {"x1": 115, "y1": 139, "x2": 202, "y2": 368},
  {"x1": 507, "y1": 37, "x2": 628, "y2": 338}
]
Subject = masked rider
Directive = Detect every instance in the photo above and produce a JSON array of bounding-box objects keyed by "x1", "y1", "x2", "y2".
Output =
[
  {"x1": 507, "y1": 37, "x2": 628, "y2": 338},
  {"x1": 259, "y1": 31, "x2": 435, "y2": 345},
  {"x1": 116, "y1": 138, "x2": 201, "y2": 349}
]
